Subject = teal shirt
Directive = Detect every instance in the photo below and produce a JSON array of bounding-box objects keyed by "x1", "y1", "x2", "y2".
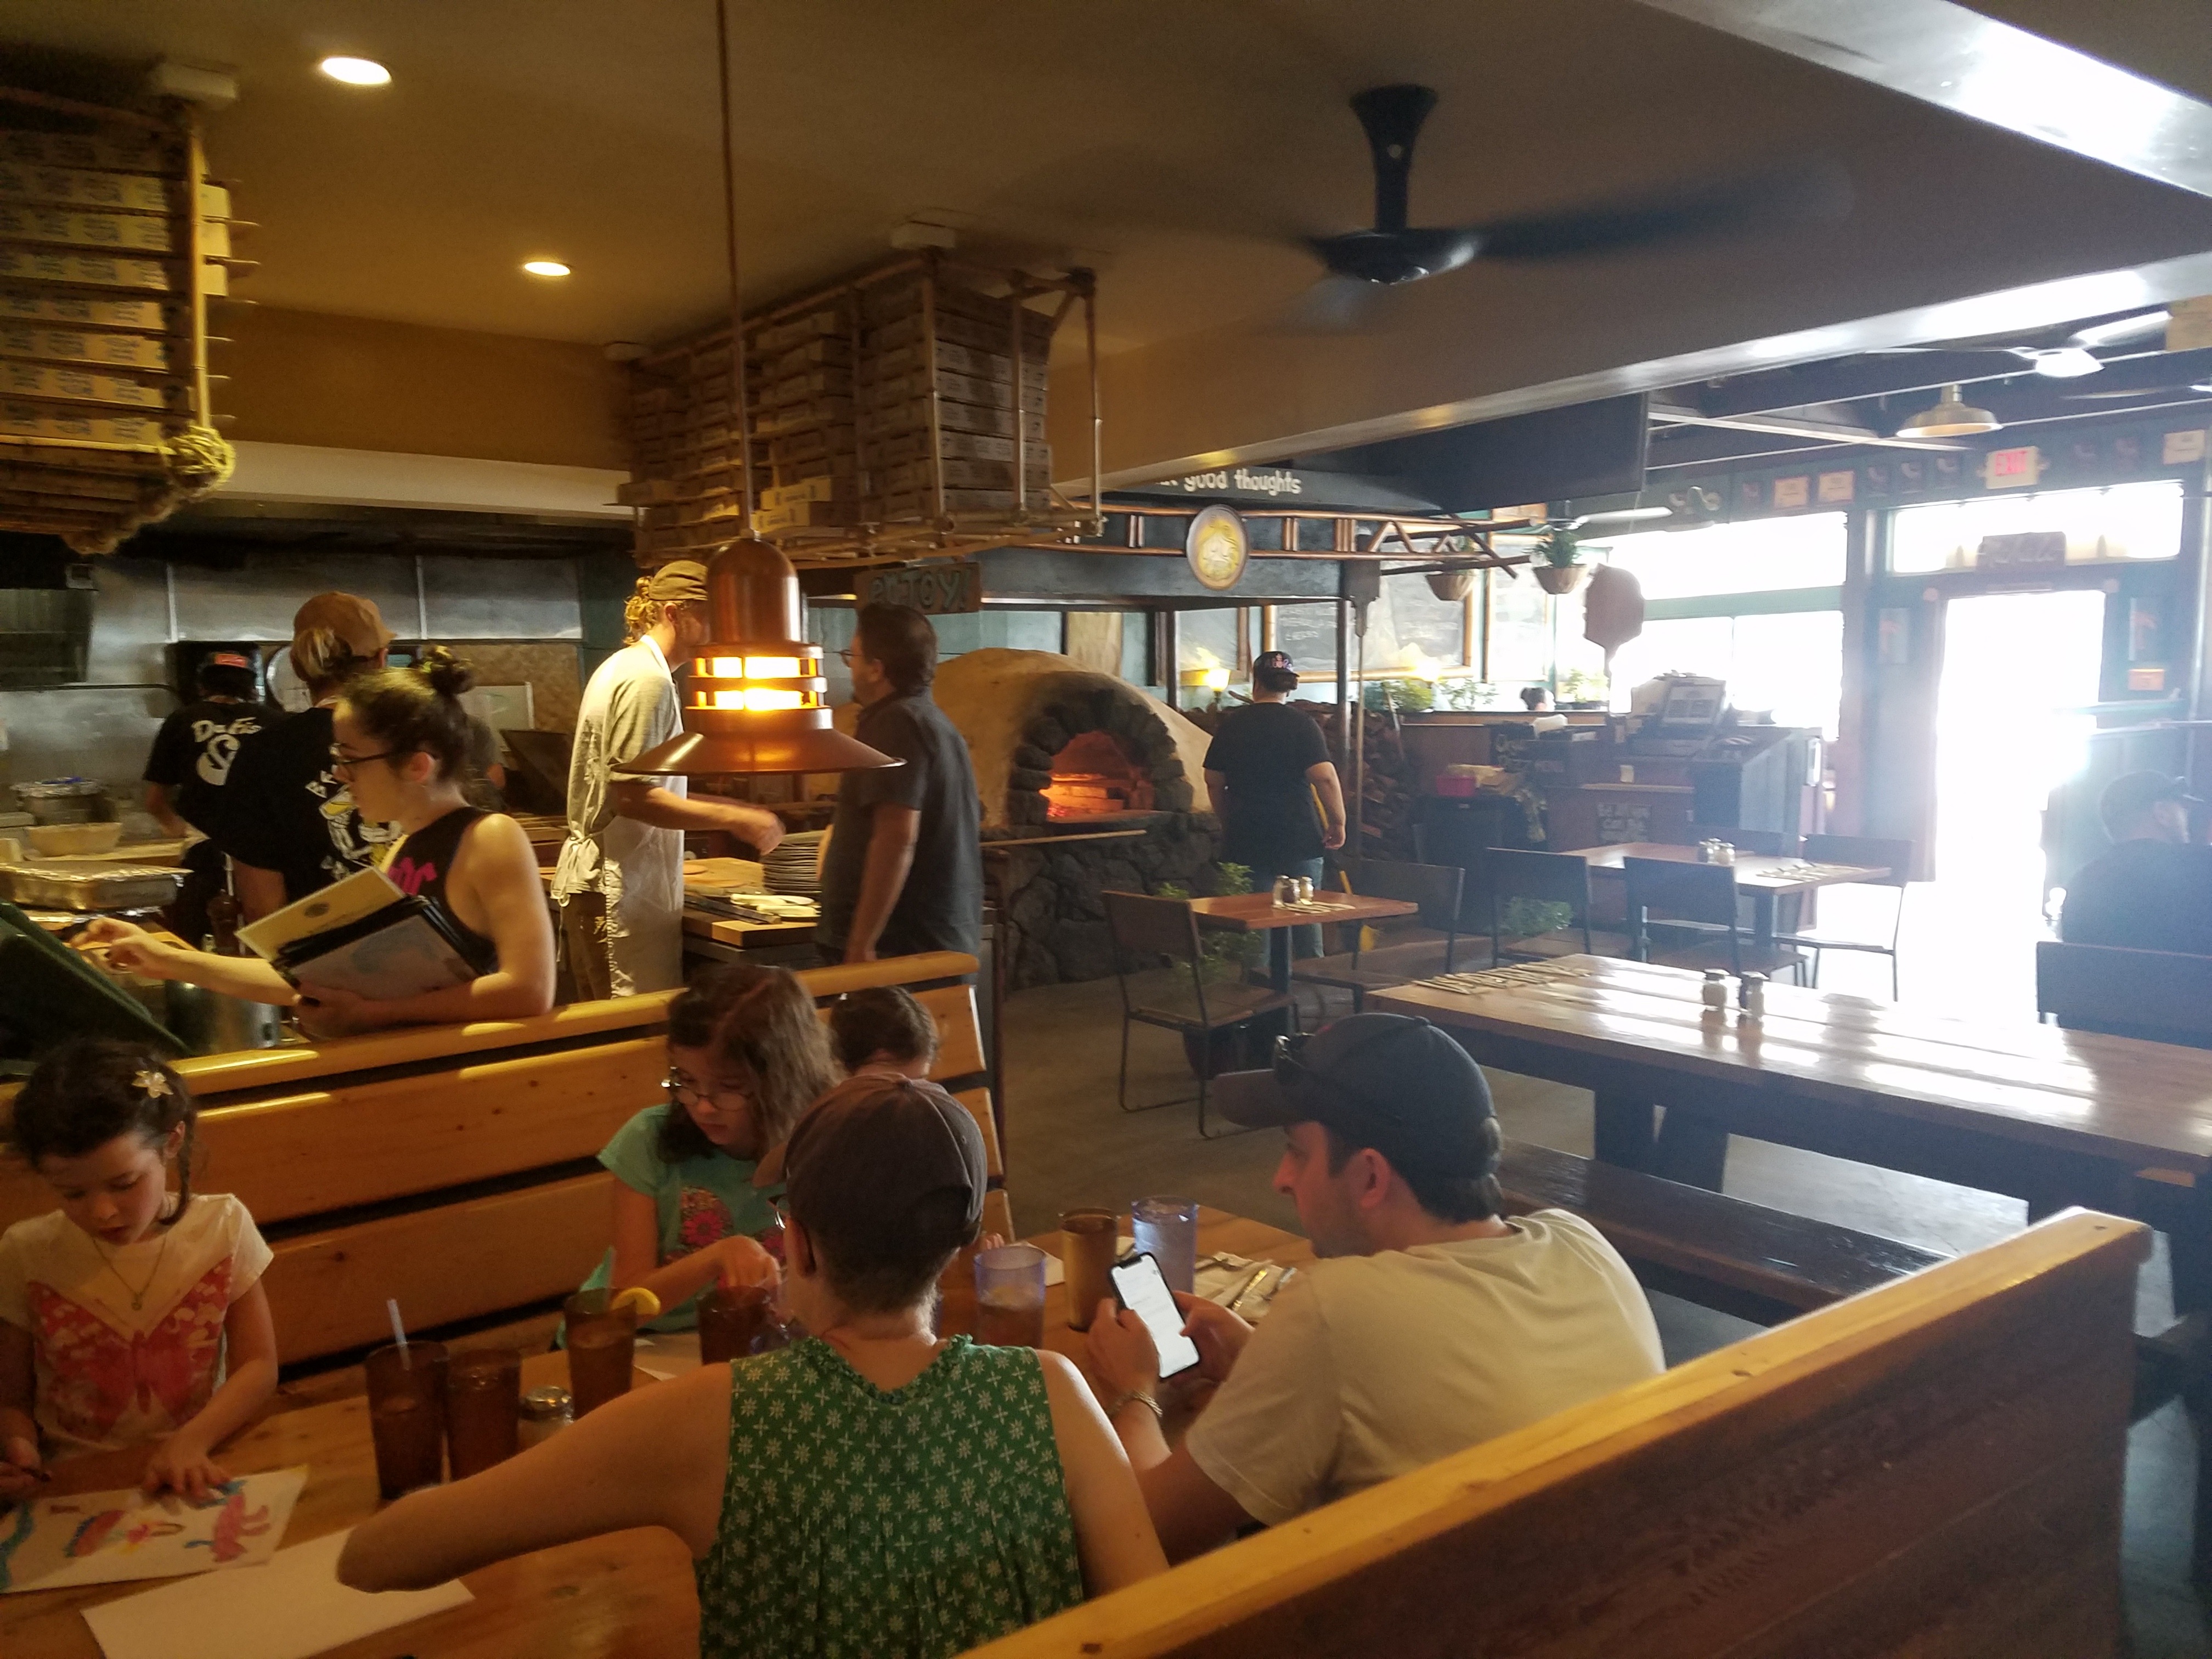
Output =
[
  {"x1": 695, "y1": 1336, "x2": 1085, "y2": 1659},
  {"x1": 580, "y1": 1103, "x2": 781, "y2": 1330}
]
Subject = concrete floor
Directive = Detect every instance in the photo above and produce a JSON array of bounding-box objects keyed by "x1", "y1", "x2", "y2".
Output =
[{"x1": 1001, "y1": 973, "x2": 2210, "y2": 1657}]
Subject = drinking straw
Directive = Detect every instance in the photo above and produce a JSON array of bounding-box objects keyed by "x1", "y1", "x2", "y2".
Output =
[{"x1": 387, "y1": 1298, "x2": 409, "y2": 1367}]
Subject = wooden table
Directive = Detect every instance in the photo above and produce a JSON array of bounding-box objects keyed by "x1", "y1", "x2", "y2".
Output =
[
  {"x1": 1565, "y1": 843, "x2": 1888, "y2": 945},
  {"x1": 1189, "y1": 890, "x2": 1420, "y2": 1034},
  {"x1": 5, "y1": 1210, "x2": 1311, "y2": 1659},
  {"x1": 1372, "y1": 955, "x2": 2212, "y2": 1306}
]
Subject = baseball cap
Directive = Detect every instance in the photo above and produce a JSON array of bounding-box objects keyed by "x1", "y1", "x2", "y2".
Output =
[
  {"x1": 1214, "y1": 1013, "x2": 1499, "y2": 1180},
  {"x1": 768, "y1": 1074, "x2": 986, "y2": 1240},
  {"x1": 1254, "y1": 650, "x2": 1294, "y2": 674},
  {"x1": 2100, "y1": 770, "x2": 2203, "y2": 832},
  {"x1": 645, "y1": 559, "x2": 709, "y2": 606},
  {"x1": 292, "y1": 592, "x2": 395, "y2": 655}
]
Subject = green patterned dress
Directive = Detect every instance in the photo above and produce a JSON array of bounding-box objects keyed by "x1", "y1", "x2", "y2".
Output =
[{"x1": 695, "y1": 1334, "x2": 1086, "y2": 1659}]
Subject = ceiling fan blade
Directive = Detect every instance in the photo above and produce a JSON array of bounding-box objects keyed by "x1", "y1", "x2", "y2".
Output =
[
  {"x1": 2066, "y1": 309, "x2": 2170, "y2": 349},
  {"x1": 1264, "y1": 275, "x2": 1403, "y2": 335},
  {"x1": 1461, "y1": 159, "x2": 1851, "y2": 261}
]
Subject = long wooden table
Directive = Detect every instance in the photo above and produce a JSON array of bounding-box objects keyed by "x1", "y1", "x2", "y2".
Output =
[
  {"x1": 1565, "y1": 842, "x2": 1888, "y2": 945},
  {"x1": 4, "y1": 1209, "x2": 1310, "y2": 1658},
  {"x1": 1373, "y1": 956, "x2": 2212, "y2": 1306}
]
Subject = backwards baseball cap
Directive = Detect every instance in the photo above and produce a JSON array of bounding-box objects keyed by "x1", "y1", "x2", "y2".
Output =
[
  {"x1": 1253, "y1": 648, "x2": 1298, "y2": 687},
  {"x1": 2101, "y1": 770, "x2": 2203, "y2": 833},
  {"x1": 770, "y1": 1073, "x2": 986, "y2": 1243},
  {"x1": 292, "y1": 592, "x2": 396, "y2": 656},
  {"x1": 644, "y1": 558, "x2": 709, "y2": 606},
  {"x1": 1215, "y1": 1013, "x2": 1499, "y2": 1181}
]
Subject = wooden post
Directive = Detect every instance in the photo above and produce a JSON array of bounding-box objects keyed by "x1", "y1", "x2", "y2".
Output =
[{"x1": 178, "y1": 102, "x2": 212, "y2": 432}]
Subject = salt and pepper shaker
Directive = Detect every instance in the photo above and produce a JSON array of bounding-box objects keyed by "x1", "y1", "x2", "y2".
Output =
[
  {"x1": 1700, "y1": 970, "x2": 1729, "y2": 1014},
  {"x1": 1738, "y1": 972, "x2": 1767, "y2": 1020},
  {"x1": 1296, "y1": 876, "x2": 1314, "y2": 904},
  {"x1": 518, "y1": 1385, "x2": 573, "y2": 1447},
  {"x1": 1272, "y1": 876, "x2": 1295, "y2": 906}
]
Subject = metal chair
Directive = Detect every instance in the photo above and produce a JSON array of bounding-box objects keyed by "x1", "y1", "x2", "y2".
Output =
[
  {"x1": 1485, "y1": 847, "x2": 1633, "y2": 963},
  {"x1": 1625, "y1": 857, "x2": 1807, "y2": 982},
  {"x1": 1775, "y1": 834, "x2": 1914, "y2": 1000},
  {"x1": 1294, "y1": 857, "x2": 1475, "y2": 1013},
  {"x1": 1103, "y1": 890, "x2": 1295, "y2": 1137}
]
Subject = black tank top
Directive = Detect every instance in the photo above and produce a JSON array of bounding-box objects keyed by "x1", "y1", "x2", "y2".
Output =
[{"x1": 382, "y1": 806, "x2": 499, "y2": 975}]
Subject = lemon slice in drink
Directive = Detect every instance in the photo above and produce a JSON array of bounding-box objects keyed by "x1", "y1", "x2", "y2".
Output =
[{"x1": 610, "y1": 1286, "x2": 661, "y2": 1321}]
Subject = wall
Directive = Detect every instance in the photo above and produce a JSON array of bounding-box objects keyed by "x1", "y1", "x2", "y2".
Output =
[
  {"x1": 0, "y1": 552, "x2": 586, "y2": 814},
  {"x1": 223, "y1": 307, "x2": 627, "y2": 471}
]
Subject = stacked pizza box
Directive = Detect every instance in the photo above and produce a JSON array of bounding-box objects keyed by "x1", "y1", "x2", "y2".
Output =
[{"x1": 0, "y1": 113, "x2": 240, "y2": 553}]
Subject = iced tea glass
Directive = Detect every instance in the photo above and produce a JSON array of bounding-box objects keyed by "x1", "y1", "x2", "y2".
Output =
[
  {"x1": 366, "y1": 1340, "x2": 448, "y2": 1499},
  {"x1": 445, "y1": 1346, "x2": 521, "y2": 1479},
  {"x1": 973, "y1": 1243, "x2": 1048, "y2": 1348},
  {"x1": 697, "y1": 1283, "x2": 778, "y2": 1365},
  {"x1": 1059, "y1": 1209, "x2": 1119, "y2": 1332},
  {"x1": 564, "y1": 1289, "x2": 639, "y2": 1416}
]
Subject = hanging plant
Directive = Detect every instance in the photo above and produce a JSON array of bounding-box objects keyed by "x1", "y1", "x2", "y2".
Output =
[{"x1": 1532, "y1": 524, "x2": 1585, "y2": 595}]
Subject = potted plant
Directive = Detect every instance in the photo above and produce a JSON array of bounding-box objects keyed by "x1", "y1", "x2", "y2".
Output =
[
  {"x1": 1531, "y1": 524, "x2": 1586, "y2": 595},
  {"x1": 1558, "y1": 668, "x2": 1608, "y2": 710},
  {"x1": 1158, "y1": 862, "x2": 1267, "y2": 1076}
]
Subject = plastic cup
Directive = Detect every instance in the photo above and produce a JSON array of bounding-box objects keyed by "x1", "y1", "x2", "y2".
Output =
[
  {"x1": 697, "y1": 1283, "x2": 778, "y2": 1365},
  {"x1": 1060, "y1": 1209, "x2": 1119, "y2": 1332},
  {"x1": 1132, "y1": 1196, "x2": 1200, "y2": 1295},
  {"x1": 365, "y1": 1340, "x2": 448, "y2": 1499},
  {"x1": 564, "y1": 1289, "x2": 639, "y2": 1416},
  {"x1": 973, "y1": 1243, "x2": 1048, "y2": 1348},
  {"x1": 444, "y1": 1346, "x2": 521, "y2": 1479}
]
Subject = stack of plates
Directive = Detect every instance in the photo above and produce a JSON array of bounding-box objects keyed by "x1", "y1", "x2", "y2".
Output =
[{"x1": 764, "y1": 830, "x2": 825, "y2": 896}]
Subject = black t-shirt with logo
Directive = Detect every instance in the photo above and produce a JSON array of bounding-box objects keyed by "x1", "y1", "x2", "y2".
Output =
[
  {"x1": 1203, "y1": 700, "x2": 1330, "y2": 871},
  {"x1": 142, "y1": 698, "x2": 285, "y2": 834},
  {"x1": 211, "y1": 706, "x2": 397, "y2": 903},
  {"x1": 2060, "y1": 838, "x2": 2212, "y2": 957},
  {"x1": 820, "y1": 690, "x2": 982, "y2": 959}
]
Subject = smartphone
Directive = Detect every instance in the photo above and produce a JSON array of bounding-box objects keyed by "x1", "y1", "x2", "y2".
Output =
[{"x1": 1109, "y1": 1251, "x2": 1202, "y2": 1379}]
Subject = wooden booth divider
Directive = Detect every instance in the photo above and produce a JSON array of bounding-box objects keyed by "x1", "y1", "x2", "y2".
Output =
[
  {"x1": 0, "y1": 951, "x2": 984, "y2": 1368},
  {"x1": 972, "y1": 1210, "x2": 2147, "y2": 1659}
]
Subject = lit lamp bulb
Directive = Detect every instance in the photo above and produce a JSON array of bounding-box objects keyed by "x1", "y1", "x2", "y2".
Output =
[{"x1": 613, "y1": 537, "x2": 902, "y2": 777}]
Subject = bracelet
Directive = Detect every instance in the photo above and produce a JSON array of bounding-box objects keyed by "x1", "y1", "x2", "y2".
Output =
[{"x1": 1106, "y1": 1387, "x2": 1163, "y2": 1424}]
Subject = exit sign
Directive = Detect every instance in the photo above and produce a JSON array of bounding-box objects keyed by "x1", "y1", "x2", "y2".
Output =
[
  {"x1": 1983, "y1": 445, "x2": 2042, "y2": 488},
  {"x1": 861, "y1": 560, "x2": 983, "y2": 614}
]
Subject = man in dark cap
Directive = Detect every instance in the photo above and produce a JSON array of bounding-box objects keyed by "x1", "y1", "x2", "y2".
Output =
[
  {"x1": 2061, "y1": 770, "x2": 2212, "y2": 956},
  {"x1": 1201, "y1": 650, "x2": 1345, "y2": 954},
  {"x1": 552, "y1": 560, "x2": 785, "y2": 998},
  {"x1": 1087, "y1": 1012, "x2": 1661, "y2": 1561}
]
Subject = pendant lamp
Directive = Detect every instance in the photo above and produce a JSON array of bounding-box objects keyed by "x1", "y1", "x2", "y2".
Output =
[
  {"x1": 1895, "y1": 383, "x2": 2001, "y2": 439},
  {"x1": 616, "y1": 0, "x2": 898, "y2": 780}
]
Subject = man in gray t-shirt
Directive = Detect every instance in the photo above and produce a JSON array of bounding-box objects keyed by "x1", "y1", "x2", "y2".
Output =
[{"x1": 819, "y1": 603, "x2": 981, "y2": 963}]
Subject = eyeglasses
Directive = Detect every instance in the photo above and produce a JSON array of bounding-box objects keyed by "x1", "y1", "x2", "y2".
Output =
[
  {"x1": 836, "y1": 647, "x2": 855, "y2": 665},
  {"x1": 666, "y1": 1071, "x2": 751, "y2": 1113},
  {"x1": 329, "y1": 746, "x2": 405, "y2": 775}
]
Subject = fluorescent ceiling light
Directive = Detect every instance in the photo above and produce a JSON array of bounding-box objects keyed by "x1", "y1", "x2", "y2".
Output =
[
  {"x1": 1895, "y1": 384, "x2": 2001, "y2": 438},
  {"x1": 318, "y1": 56, "x2": 390, "y2": 86},
  {"x1": 522, "y1": 259, "x2": 572, "y2": 278}
]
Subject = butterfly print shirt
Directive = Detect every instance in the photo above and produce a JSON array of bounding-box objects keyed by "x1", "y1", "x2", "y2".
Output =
[{"x1": 0, "y1": 1194, "x2": 273, "y2": 1456}]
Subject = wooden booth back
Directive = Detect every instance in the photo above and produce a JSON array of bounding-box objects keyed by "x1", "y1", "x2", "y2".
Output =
[{"x1": 0, "y1": 952, "x2": 986, "y2": 1367}]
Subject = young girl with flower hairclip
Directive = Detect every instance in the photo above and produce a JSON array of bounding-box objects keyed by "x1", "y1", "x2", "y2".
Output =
[{"x1": 0, "y1": 1039, "x2": 277, "y2": 1505}]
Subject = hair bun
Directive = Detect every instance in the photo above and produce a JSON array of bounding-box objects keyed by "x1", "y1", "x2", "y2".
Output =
[{"x1": 416, "y1": 643, "x2": 476, "y2": 700}]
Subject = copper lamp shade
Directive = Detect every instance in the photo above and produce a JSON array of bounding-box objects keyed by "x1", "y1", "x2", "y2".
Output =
[{"x1": 613, "y1": 537, "x2": 902, "y2": 778}]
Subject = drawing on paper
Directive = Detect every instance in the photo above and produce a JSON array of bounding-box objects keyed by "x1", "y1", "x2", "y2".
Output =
[{"x1": 0, "y1": 1465, "x2": 304, "y2": 1593}]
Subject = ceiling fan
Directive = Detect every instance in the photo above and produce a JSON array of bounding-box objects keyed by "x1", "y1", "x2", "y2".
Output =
[
  {"x1": 1284, "y1": 84, "x2": 1848, "y2": 331},
  {"x1": 1871, "y1": 309, "x2": 2170, "y2": 379}
]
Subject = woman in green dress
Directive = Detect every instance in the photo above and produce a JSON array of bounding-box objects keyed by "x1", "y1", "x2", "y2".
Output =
[{"x1": 339, "y1": 1074, "x2": 1165, "y2": 1656}]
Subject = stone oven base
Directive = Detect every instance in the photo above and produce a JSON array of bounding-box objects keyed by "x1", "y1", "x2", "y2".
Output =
[{"x1": 989, "y1": 813, "x2": 1219, "y2": 989}]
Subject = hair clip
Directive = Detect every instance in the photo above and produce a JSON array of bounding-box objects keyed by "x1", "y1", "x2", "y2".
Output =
[{"x1": 135, "y1": 1068, "x2": 172, "y2": 1099}]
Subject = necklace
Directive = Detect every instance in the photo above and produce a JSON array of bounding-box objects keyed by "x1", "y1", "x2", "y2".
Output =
[{"x1": 93, "y1": 1227, "x2": 172, "y2": 1312}]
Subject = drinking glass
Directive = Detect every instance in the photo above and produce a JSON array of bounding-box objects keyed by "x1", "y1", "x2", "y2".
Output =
[
  {"x1": 1132, "y1": 1195, "x2": 1199, "y2": 1294},
  {"x1": 444, "y1": 1346, "x2": 521, "y2": 1479},
  {"x1": 1060, "y1": 1209, "x2": 1119, "y2": 1332},
  {"x1": 366, "y1": 1340, "x2": 448, "y2": 1499},
  {"x1": 697, "y1": 1283, "x2": 778, "y2": 1365},
  {"x1": 564, "y1": 1289, "x2": 639, "y2": 1416},
  {"x1": 973, "y1": 1243, "x2": 1048, "y2": 1348}
]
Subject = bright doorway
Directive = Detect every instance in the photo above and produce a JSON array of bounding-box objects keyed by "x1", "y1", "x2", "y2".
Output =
[{"x1": 1920, "y1": 589, "x2": 2106, "y2": 1015}]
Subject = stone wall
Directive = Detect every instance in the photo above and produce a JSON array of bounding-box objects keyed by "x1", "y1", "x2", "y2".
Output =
[{"x1": 991, "y1": 813, "x2": 1220, "y2": 989}]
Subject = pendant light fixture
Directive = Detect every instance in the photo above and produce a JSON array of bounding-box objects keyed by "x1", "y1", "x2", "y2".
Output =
[
  {"x1": 616, "y1": 0, "x2": 899, "y2": 781},
  {"x1": 1895, "y1": 383, "x2": 2002, "y2": 439}
]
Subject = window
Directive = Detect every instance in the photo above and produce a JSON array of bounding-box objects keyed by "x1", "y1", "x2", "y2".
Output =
[
  {"x1": 1588, "y1": 513, "x2": 1847, "y2": 598},
  {"x1": 1486, "y1": 573, "x2": 1554, "y2": 693},
  {"x1": 1177, "y1": 607, "x2": 1244, "y2": 687},
  {"x1": 1271, "y1": 601, "x2": 1340, "y2": 693},
  {"x1": 1890, "y1": 479, "x2": 2183, "y2": 573},
  {"x1": 1364, "y1": 574, "x2": 1468, "y2": 679}
]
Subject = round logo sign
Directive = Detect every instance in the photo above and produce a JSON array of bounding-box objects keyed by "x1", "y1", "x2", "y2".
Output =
[{"x1": 1186, "y1": 503, "x2": 1249, "y2": 592}]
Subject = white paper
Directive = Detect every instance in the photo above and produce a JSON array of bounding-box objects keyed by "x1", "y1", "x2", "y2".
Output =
[
  {"x1": 0, "y1": 1468, "x2": 304, "y2": 1593},
  {"x1": 82, "y1": 1528, "x2": 473, "y2": 1659}
]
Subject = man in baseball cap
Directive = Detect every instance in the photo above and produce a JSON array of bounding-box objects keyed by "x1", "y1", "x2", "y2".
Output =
[
  {"x1": 2060, "y1": 769, "x2": 2212, "y2": 955},
  {"x1": 1087, "y1": 1012, "x2": 1661, "y2": 1561}
]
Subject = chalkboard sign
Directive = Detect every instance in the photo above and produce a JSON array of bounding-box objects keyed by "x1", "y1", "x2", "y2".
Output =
[{"x1": 1595, "y1": 801, "x2": 1651, "y2": 844}]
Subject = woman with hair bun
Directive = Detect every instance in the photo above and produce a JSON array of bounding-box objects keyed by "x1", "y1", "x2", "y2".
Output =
[{"x1": 86, "y1": 645, "x2": 557, "y2": 1039}]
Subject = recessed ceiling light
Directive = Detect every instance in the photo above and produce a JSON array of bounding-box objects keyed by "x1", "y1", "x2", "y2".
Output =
[
  {"x1": 522, "y1": 260, "x2": 572, "y2": 278},
  {"x1": 318, "y1": 56, "x2": 391, "y2": 87}
]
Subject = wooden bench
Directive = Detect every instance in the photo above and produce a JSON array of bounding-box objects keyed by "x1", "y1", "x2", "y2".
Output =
[
  {"x1": 0, "y1": 951, "x2": 984, "y2": 1368},
  {"x1": 974, "y1": 1210, "x2": 2148, "y2": 1659},
  {"x1": 1496, "y1": 1138, "x2": 1948, "y2": 1327}
]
